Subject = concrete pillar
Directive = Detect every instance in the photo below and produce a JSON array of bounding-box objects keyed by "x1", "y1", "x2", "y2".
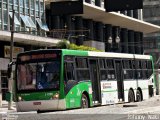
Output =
[
  {"x1": 85, "y1": 0, "x2": 91, "y2": 3},
  {"x1": 134, "y1": 32, "x2": 141, "y2": 54},
  {"x1": 96, "y1": 22, "x2": 104, "y2": 42},
  {"x1": 70, "y1": 17, "x2": 76, "y2": 43},
  {"x1": 112, "y1": 26, "x2": 120, "y2": 52},
  {"x1": 59, "y1": 16, "x2": 64, "y2": 30},
  {"x1": 65, "y1": 16, "x2": 72, "y2": 30},
  {"x1": 120, "y1": 11, "x2": 126, "y2": 15},
  {"x1": 138, "y1": 9, "x2": 143, "y2": 20},
  {"x1": 52, "y1": 16, "x2": 60, "y2": 29},
  {"x1": 95, "y1": 0, "x2": 101, "y2": 7},
  {"x1": 133, "y1": 9, "x2": 138, "y2": 19},
  {"x1": 128, "y1": 30, "x2": 135, "y2": 54},
  {"x1": 65, "y1": 16, "x2": 74, "y2": 43},
  {"x1": 127, "y1": 10, "x2": 132, "y2": 17},
  {"x1": 104, "y1": 24, "x2": 112, "y2": 52},
  {"x1": 75, "y1": 16, "x2": 84, "y2": 45},
  {"x1": 120, "y1": 28, "x2": 128, "y2": 53},
  {"x1": 86, "y1": 19, "x2": 94, "y2": 40},
  {"x1": 140, "y1": 32, "x2": 143, "y2": 54},
  {"x1": 52, "y1": 16, "x2": 60, "y2": 38}
]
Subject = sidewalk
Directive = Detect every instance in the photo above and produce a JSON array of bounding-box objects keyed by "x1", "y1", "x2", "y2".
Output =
[{"x1": 0, "y1": 101, "x2": 16, "y2": 113}]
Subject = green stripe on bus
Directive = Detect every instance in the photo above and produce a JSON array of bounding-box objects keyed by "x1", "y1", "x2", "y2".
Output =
[
  {"x1": 102, "y1": 90, "x2": 117, "y2": 92},
  {"x1": 62, "y1": 49, "x2": 88, "y2": 56},
  {"x1": 102, "y1": 88, "x2": 148, "y2": 93}
]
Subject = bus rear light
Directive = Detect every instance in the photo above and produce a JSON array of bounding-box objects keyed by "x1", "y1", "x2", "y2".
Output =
[{"x1": 52, "y1": 93, "x2": 59, "y2": 99}]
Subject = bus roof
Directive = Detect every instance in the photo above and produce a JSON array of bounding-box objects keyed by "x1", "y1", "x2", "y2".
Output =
[
  {"x1": 62, "y1": 49, "x2": 151, "y2": 60},
  {"x1": 17, "y1": 49, "x2": 151, "y2": 60}
]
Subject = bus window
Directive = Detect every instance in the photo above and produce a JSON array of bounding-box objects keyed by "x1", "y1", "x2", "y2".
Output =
[
  {"x1": 134, "y1": 60, "x2": 142, "y2": 79},
  {"x1": 99, "y1": 59, "x2": 106, "y2": 69},
  {"x1": 100, "y1": 70, "x2": 107, "y2": 80},
  {"x1": 17, "y1": 63, "x2": 36, "y2": 90},
  {"x1": 64, "y1": 62, "x2": 77, "y2": 94},
  {"x1": 37, "y1": 62, "x2": 60, "y2": 89},
  {"x1": 76, "y1": 70, "x2": 90, "y2": 81},
  {"x1": 76, "y1": 58, "x2": 88, "y2": 68},
  {"x1": 65, "y1": 63, "x2": 75, "y2": 80},
  {"x1": 17, "y1": 61, "x2": 60, "y2": 91},
  {"x1": 135, "y1": 60, "x2": 142, "y2": 69},
  {"x1": 123, "y1": 60, "x2": 133, "y2": 79},
  {"x1": 106, "y1": 59, "x2": 115, "y2": 80},
  {"x1": 106, "y1": 59, "x2": 114, "y2": 69},
  {"x1": 75, "y1": 58, "x2": 90, "y2": 81},
  {"x1": 99, "y1": 59, "x2": 108, "y2": 81}
]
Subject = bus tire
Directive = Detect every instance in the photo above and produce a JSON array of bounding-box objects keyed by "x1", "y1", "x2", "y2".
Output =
[
  {"x1": 136, "y1": 90, "x2": 142, "y2": 102},
  {"x1": 128, "y1": 89, "x2": 134, "y2": 102},
  {"x1": 81, "y1": 94, "x2": 89, "y2": 108}
]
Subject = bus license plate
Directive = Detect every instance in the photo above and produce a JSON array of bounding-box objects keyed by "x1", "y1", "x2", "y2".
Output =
[{"x1": 33, "y1": 102, "x2": 41, "y2": 105}]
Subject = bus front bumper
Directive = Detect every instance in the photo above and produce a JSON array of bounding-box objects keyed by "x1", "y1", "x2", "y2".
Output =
[{"x1": 16, "y1": 99, "x2": 66, "y2": 112}]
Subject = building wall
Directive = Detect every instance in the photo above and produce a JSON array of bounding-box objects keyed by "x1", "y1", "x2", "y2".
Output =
[
  {"x1": 143, "y1": 0, "x2": 160, "y2": 62},
  {"x1": 46, "y1": 1, "x2": 143, "y2": 54},
  {"x1": 143, "y1": 0, "x2": 160, "y2": 49}
]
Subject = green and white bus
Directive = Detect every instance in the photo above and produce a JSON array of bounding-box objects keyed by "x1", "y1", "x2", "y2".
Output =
[{"x1": 15, "y1": 49, "x2": 155, "y2": 112}]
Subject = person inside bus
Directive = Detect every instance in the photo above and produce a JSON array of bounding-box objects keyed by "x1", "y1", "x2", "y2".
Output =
[
  {"x1": 37, "y1": 64, "x2": 49, "y2": 89},
  {"x1": 37, "y1": 72, "x2": 49, "y2": 89}
]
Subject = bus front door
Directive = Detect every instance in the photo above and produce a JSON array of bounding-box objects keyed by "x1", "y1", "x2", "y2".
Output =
[
  {"x1": 89, "y1": 59, "x2": 101, "y2": 105},
  {"x1": 115, "y1": 60, "x2": 124, "y2": 101}
]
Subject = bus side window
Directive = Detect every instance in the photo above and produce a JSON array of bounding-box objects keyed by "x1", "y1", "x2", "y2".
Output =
[
  {"x1": 135, "y1": 60, "x2": 142, "y2": 79},
  {"x1": 65, "y1": 63, "x2": 75, "y2": 81},
  {"x1": 75, "y1": 57, "x2": 90, "y2": 81},
  {"x1": 106, "y1": 59, "x2": 115, "y2": 80},
  {"x1": 99, "y1": 59, "x2": 108, "y2": 81},
  {"x1": 123, "y1": 60, "x2": 133, "y2": 79},
  {"x1": 64, "y1": 62, "x2": 77, "y2": 94}
]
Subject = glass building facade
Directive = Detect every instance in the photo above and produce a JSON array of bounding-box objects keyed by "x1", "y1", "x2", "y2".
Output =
[
  {"x1": 0, "y1": 0, "x2": 48, "y2": 35},
  {"x1": 143, "y1": 0, "x2": 160, "y2": 50},
  {"x1": 143, "y1": 0, "x2": 160, "y2": 66}
]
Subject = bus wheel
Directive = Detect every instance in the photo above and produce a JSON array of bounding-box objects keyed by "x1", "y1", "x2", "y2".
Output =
[
  {"x1": 136, "y1": 90, "x2": 142, "y2": 102},
  {"x1": 81, "y1": 94, "x2": 89, "y2": 108},
  {"x1": 128, "y1": 90, "x2": 134, "y2": 102}
]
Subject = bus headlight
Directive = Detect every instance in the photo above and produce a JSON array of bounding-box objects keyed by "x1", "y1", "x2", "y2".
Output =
[
  {"x1": 18, "y1": 96, "x2": 23, "y2": 101},
  {"x1": 52, "y1": 93, "x2": 59, "y2": 99}
]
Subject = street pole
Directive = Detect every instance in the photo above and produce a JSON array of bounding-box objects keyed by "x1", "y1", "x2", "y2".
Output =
[{"x1": 8, "y1": 9, "x2": 15, "y2": 110}]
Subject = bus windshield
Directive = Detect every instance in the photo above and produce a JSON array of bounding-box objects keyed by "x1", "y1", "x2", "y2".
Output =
[{"x1": 17, "y1": 61, "x2": 60, "y2": 91}]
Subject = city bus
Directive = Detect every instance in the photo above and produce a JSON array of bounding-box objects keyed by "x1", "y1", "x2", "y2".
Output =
[{"x1": 14, "y1": 49, "x2": 155, "y2": 112}]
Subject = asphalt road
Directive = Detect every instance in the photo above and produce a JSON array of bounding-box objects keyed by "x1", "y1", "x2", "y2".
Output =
[{"x1": 2, "y1": 95, "x2": 160, "y2": 120}]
